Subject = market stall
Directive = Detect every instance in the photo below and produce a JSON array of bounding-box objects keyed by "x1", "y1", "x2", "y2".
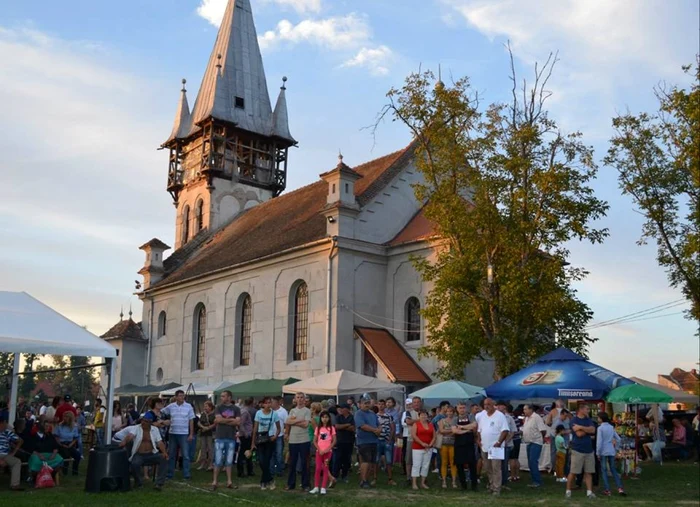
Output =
[
  {"x1": 485, "y1": 348, "x2": 634, "y2": 472},
  {"x1": 606, "y1": 383, "x2": 673, "y2": 475},
  {"x1": 281, "y1": 369, "x2": 403, "y2": 399},
  {"x1": 213, "y1": 377, "x2": 299, "y2": 399},
  {"x1": 409, "y1": 380, "x2": 485, "y2": 405}
]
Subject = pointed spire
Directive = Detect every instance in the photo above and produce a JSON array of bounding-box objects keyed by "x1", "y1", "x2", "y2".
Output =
[
  {"x1": 272, "y1": 76, "x2": 295, "y2": 143},
  {"x1": 189, "y1": 0, "x2": 273, "y2": 136},
  {"x1": 120, "y1": 306, "x2": 124, "y2": 321},
  {"x1": 164, "y1": 78, "x2": 192, "y2": 144},
  {"x1": 128, "y1": 304, "x2": 133, "y2": 320}
]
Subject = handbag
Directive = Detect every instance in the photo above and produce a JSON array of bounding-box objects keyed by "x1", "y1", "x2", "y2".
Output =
[
  {"x1": 255, "y1": 413, "x2": 273, "y2": 445},
  {"x1": 434, "y1": 421, "x2": 444, "y2": 449},
  {"x1": 36, "y1": 462, "x2": 55, "y2": 489}
]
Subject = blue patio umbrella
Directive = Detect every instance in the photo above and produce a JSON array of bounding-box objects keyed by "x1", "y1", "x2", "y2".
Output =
[
  {"x1": 410, "y1": 380, "x2": 485, "y2": 405},
  {"x1": 485, "y1": 347, "x2": 633, "y2": 400}
]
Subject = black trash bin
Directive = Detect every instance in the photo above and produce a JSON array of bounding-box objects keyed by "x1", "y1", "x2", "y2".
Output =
[{"x1": 85, "y1": 444, "x2": 131, "y2": 493}]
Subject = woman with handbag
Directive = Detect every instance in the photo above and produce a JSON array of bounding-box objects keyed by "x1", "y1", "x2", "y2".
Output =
[
  {"x1": 197, "y1": 401, "x2": 216, "y2": 471},
  {"x1": 438, "y1": 405, "x2": 458, "y2": 488},
  {"x1": 28, "y1": 419, "x2": 64, "y2": 482},
  {"x1": 251, "y1": 396, "x2": 281, "y2": 491}
]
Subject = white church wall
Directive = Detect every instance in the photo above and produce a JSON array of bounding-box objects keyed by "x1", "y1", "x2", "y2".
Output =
[
  {"x1": 144, "y1": 246, "x2": 331, "y2": 386},
  {"x1": 355, "y1": 159, "x2": 424, "y2": 244}
]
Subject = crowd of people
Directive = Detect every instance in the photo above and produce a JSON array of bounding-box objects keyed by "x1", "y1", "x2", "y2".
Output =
[{"x1": 1, "y1": 391, "x2": 699, "y2": 497}]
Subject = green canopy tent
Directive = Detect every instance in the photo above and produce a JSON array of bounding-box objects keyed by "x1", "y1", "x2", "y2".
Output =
[
  {"x1": 606, "y1": 383, "x2": 673, "y2": 473},
  {"x1": 115, "y1": 382, "x2": 181, "y2": 396},
  {"x1": 606, "y1": 384, "x2": 673, "y2": 404},
  {"x1": 214, "y1": 378, "x2": 300, "y2": 399}
]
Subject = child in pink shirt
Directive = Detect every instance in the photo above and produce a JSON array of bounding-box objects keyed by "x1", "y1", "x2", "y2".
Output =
[{"x1": 310, "y1": 411, "x2": 336, "y2": 495}]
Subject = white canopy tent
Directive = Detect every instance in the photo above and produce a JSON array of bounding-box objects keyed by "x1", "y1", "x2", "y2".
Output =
[
  {"x1": 160, "y1": 380, "x2": 235, "y2": 398},
  {"x1": 0, "y1": 291, "x2": 118, "y2": 442},
  {"x1": 282, "y1": 370, "x2": 404, "y2": 398}
]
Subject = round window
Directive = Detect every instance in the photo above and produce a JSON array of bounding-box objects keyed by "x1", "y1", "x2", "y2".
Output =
[{"x1": 156, "y1": 367, "x2": 164, "y2": 382}]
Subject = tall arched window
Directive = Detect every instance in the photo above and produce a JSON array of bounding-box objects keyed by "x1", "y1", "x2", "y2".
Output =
[
  {"x1": 194, "y1": 303, "x2": 206, "y2": 370},
  {"x1": 157, "y1": 311, "x2": 167, "y2": 338},
  {"x1": 292, "y1": 282, "x2": 309, "y2": 361},
  {"x1": 195, "y1": 199, "x2": 204, "y2": 234},
  {"x1": 405, "y1": 297, "x2": 421, "y2": 342},
  {"x1": 239, "y1": 294, "x2": 252, "y2": 366},
  {"x1": 182, "y1": 205, "x2": 190, "y2": 244}
]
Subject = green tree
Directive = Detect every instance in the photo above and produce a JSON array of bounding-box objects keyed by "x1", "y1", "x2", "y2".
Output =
[
  {"x1": 0, "y1": 352, "x2": 14, "y2": 398},
  {"x1": 19, "y1": 354, "x2": 39, "y2": 398},
  {"x1": 68, "y1": 356, "x2": 96, "y2": 403},
  {"x1": 605, "y1": 60, "x2": 700, "y2": 322},
  {"x1": 376, "y1": 50, "x2": 607, "y2": 379}
]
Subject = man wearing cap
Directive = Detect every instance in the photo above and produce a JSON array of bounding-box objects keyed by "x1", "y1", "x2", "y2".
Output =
[
  {"x1": 115, "y1": 411, "x2": 169, "y2": 490},
  {"x1": 403, "y1": 397, "x2": 421, "y2": 479},
  {"x1": 54, "y1": 395, "x2": 77, "y2": 424},
  {"x1": 334, "y1": 403, "x2": 355, "y2": 483},
  {"x1": 355, "y1": 394, "x2": 381, "y2": 489}
]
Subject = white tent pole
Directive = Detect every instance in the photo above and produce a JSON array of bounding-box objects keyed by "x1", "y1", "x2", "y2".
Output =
[
  {"x1": 8, "y1": 353, "x2": 20, "y2": 427},
  {"x1": 104, "y1": 357, "x2": 116, "y2": 445}
]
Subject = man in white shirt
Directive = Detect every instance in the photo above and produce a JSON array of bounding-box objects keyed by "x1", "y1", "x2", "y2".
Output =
[
  {"x1": 475, "y1": 398, "x2": 510, "y2": 496},
  {"x1": 161, "y1": 390, "x2": 195, "y2": 480},
  {"x1": 115, "y1": 411, "x2": 169, "y2": 490},
  {"x1": 271, "y1": 396, "x2": 288, "y2": 477},
  {"x1": 522, "y1": 404, "x2": 548, "y2": 488}
]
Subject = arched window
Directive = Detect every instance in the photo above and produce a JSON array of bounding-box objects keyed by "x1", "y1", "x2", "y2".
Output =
[
  {"x1": 156, "y1": 367, "x2": 164, "y2": 382},
  {"x1": 157, "y1": 311, "x2": 167, "y2": 338},
  {"x1": 195, "y1": 199, "x2": 204, "y2": 234},
  {"x1": 292, "y1": 282, "x2": 309, "y2": 361},
  {"x1": 405, "y1": 297, "x2": 421, "y2": 342},
  {"x1": 194, "y1": 303, "x2": 206, "y2": 370},
  {"x1": 238, "y1": 294, "x2": 252, "y2": 366},
  {"x1": 182, "y1": 205, "x2": 190, "y2": 244}
]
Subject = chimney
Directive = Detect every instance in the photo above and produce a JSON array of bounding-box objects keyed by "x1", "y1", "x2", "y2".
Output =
[{"x1": 138, "y1": 238, "x2": 171, "y2": 289}]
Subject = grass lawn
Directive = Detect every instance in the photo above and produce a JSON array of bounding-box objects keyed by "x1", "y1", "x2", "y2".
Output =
[{"x1": 4, "y1": 461, "x2": 699, "y2": 506}]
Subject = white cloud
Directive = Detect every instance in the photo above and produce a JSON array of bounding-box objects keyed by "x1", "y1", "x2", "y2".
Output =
[
  {"x1": 258, "y1": 14, "x2": 371, "y2": 51},
  {"x1": 342, "y1": 45, "x2": 393, "y2": 76},
  {"x1": 197, "y1": 0, "x2": 322, "y2": 27},
  {"x1": 441, "y1": 0, "x2": 697, "y2": 138},
  {"x1": 442, "y1": 0, "x2": 691, "y2": 76}
]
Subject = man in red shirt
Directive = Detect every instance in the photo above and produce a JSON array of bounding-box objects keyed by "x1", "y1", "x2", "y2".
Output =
[{"x1": 54, "y1": 395, "x2": 77, "y2": 423}]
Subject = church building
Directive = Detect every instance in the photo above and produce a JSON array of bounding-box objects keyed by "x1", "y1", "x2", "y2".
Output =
[{"x1": 133, "y1": 0, "x2": 494, "y2": 393}]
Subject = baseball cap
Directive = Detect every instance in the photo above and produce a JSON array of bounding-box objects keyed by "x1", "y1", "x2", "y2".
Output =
[
  {"x1": 360, "y1": 393, "x2": 372, "y2": 403},
  {"x1": 64, "y1": 394, "x2": 72, "y2": 402},
  {"x1": 338, "y1": 403, "x2": 350, "y2": 410},
  {"x1": 142, "y1": 411, "x2": 157, "y2": 423},
  {"x1": 405, "y1": 398, "x2": 413, "y2": 405}
]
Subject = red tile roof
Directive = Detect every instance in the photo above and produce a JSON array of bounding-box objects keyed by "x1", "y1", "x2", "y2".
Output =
[
  {"x1": 354, "y1": 326, "x2": 431, "y2": 384},
  {"x1": 100, "y1": 318, "x2": 147, "y2": 342},
  {"x1": 152, "y1": 143, "x2": 416, "y2": 289},
  {"x1": 669, "y1": 368, "x2": 700, "y2": 392},
  {"x1": 388, "y1": 207, "x2": 436, "y2": 246}
]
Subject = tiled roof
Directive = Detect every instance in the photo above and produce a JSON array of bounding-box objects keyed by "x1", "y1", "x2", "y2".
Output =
[
  {"x1": 669, "y1": 368, "x2": 700, "y2": 392},
  {"x1": 388, "y1": 207, "x2": 436, "y2": 246},
  {"x1": 151, "y1": 143, "x2": 416, "y2": 289},
  {"x1": 100, "y1": 319, "x2": 147, "y2": 342},
  {"x1": 354, "y1": 326, "x2": 431, "y2": 384}
]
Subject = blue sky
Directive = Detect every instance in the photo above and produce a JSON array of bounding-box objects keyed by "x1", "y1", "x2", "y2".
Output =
[{"x1": 1, "y1": 0, "x2": 698, "y2": 381}]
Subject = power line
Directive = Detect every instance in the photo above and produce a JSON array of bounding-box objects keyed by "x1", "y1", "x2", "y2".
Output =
[
  {"x1": 613, "y1": 311, "x2": 686, "y2": 325},
  {"x1": 586, "y1": 299, "x2": 685, "y2": 330}
]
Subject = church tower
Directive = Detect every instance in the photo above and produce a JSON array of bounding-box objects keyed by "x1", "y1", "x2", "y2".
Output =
[{"x1": 162, "y1": 0, "x2": 295, "y2": 250}]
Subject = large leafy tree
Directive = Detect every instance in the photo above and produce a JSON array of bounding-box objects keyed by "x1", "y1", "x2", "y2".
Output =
[
  {"x1": 376, "y1": 51, "x2": 608, "y2": 379},
  {"x1": 605, "y1": 60, "x2": 699, "y2": 322}
]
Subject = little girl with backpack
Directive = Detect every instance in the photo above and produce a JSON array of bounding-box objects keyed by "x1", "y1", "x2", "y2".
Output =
[{"x1": 310, "y1": 411, "x2": 336, "y2": 495}]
